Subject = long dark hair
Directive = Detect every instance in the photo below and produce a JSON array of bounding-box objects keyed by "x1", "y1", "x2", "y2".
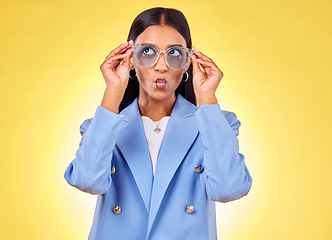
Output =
[{"x1": 119, "y1": 7, "x2": 196, "y2": 112}]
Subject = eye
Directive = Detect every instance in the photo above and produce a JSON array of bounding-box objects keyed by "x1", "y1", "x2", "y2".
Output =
[
  {"x1": 142, "y1": 47, "x2": 155, "y2": 56},
  {"x1": 169, "y1": 48, "x2": 181, "y2": 57}
]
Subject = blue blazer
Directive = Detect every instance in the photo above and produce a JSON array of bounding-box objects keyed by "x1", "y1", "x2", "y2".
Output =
[{"x1": 64, "y1": 94, "x2": 252, "y2": 240}]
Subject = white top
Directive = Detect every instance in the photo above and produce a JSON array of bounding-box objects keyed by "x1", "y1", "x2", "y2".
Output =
[{"x1": 141, "y1": 116, "x2": 170, "y2": 176}]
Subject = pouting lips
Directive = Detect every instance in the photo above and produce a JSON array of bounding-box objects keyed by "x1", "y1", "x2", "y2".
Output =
[{"x1": 155, "y1": 78, "x2": 166, "y2": 89}]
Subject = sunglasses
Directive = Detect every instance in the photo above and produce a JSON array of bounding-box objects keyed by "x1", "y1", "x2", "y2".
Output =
[{"x1": 132, "y1": 43, "x2": 193, "y2": 70}]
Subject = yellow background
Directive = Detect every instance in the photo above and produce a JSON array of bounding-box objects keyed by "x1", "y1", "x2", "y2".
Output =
[{"x1": 1, "y1": 0, "x2": 331, "y2": 239}]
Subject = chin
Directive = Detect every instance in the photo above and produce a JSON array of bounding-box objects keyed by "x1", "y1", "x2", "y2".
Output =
[
  {"x1": 149, "y1": 90, "x2": 176, "y2": 102},
  {"x1": 138, "y1": 83, "x2": 178, "y2": 102}
]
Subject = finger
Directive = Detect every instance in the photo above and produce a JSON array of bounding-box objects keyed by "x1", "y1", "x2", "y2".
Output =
[
  {"x1": 192, "y1": 46, "x2": 213, "y2": 62},
  {"x1": 105, "y1": 40, "x2": 133, "y2": 59},
  {"x1": 197, "y1": 58, "x2": 224, "y2": 78},
  {"x1": 196, "y1": 58, "x2": 216, "y2": 69},
  {"x1": 105, "y1": 42, "x2": 127, "y2": 59},
  {"x1": 120, "y1": 48, "x2": 133, "y2": 69},
  {"x1": 105, "y1": 53, "x2": 128, "y2": 63},
  {"x1": 191, "y1": 54, "x2": 202, "y2": 75},
  {"x1": 102, "y1": 53, "x2": 128, "y2": 69}
]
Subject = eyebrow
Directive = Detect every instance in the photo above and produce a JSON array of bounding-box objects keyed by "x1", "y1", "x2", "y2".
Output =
[
  {"x1": 167, "y1": 44, "x2": 185, "y2": 48},
  {"x1": 143, "y1": 43, "x2": 185, "y2": 48}
]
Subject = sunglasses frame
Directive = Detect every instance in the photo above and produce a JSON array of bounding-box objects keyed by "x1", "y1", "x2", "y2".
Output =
[{"x1": 132, "y1": 43, "x2": 193, "y2": 70}]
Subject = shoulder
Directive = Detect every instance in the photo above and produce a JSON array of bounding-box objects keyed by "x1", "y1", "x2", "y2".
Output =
[
  {"x1": 196, "y1": 104, "x2": 241, "y2": 135},
  {"x1": 78, "y1": 103, "x2": 131, "y2": 136},
  {"x1": 221, "y1": 110, "x2": 241, "y2": 135},
  {"x1": 196, "y1": 103, "x2": 239, "y2": 123},
  {"x1": 79, "y1": 118, "x2": 93, "y2": 136},
  {"x1": 178, "y1": 93, "x2": 241, "y2": 131},
  {"x1": 222, "y1": 110, "x2": 239, "y2": 124}
]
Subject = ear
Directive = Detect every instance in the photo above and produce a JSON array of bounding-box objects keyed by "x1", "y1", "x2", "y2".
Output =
[
  {"x1": 129, "y1": 55, "x2": 135, "y2": 70},
  {"x1": 129, "y1": 56, "x2": 135, "y2": 69},
  {"x1": 183, "y1": 62, "x2": 191, "y2": 73}
]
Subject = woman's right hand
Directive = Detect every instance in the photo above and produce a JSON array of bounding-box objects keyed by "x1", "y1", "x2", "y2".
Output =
[
  {"x1": 100, "y1": 40, "x2": 134, "y2": 113},
  {"x1": 100, "y1": 40, "x2": 134, "y2": 89}
]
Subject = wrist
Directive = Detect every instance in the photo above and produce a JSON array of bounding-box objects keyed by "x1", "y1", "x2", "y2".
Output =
[
  {"x1": 101, "y1": 87, "x2": 126, "y2": 113},
  {"x1": 105, "y1": 84, "x2": 127, "y2": 92},
  {"x1": 196, "y1": 94, "x2": 218, "y2": 106}
]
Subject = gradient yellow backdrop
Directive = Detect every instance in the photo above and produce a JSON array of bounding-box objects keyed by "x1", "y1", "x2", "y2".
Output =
[{"x1": 1, "y1": 0, "x2": 331, "y2": 239}]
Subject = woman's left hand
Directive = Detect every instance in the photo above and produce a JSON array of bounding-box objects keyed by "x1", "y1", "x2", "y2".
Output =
[{"x1": 191, "y1": 46, "x2": 224, "y2": 106}]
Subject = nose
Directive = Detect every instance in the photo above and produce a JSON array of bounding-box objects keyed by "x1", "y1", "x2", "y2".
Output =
[{"x1": 154, "y1": 53, "x2": 168, "y2": 73}]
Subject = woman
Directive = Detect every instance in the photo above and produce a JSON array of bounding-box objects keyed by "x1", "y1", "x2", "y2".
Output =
[{"x1": 64, "y1": 7, "x2": 252, "y2": 240}]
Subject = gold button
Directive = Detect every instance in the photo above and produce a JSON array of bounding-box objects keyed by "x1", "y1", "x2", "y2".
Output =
[
  {"x1": 113, "y1": 205, "x2": 121, "y2": 215},
  {"x1": 111, "y1": 165, "x2": 116, "y2": 174},
  {"x1": 194, "y1": 164, "x2": 204, "y2": 173},
  {"x1": 185, "y1": 205, "x2": 195, "y2": 214}
]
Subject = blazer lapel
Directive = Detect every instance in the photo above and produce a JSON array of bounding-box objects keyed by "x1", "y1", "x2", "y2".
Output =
[
  {"x1": 116, "y1": 99, "x2": 154, "y2": 212},
  {"x1": 147, "y1": 94, "x2": 199, "y2": 235}
]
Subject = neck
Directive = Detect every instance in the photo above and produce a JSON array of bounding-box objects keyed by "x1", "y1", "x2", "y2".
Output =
[{"x1": 138, "y1": 94, "x2": 176, "y2": 122}]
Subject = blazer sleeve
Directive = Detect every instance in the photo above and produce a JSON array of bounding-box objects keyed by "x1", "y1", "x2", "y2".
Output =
[
  {"x1": 195, "y1": 103, "x2": 252, "y2": 203},
  {"x1": 64, "y1": 105, "x2": 126, "y2": 195}
]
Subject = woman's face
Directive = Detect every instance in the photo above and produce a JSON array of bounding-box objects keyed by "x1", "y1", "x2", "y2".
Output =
[{"x1": 130, "y1": 25, "x2": 190, "y2": 102}]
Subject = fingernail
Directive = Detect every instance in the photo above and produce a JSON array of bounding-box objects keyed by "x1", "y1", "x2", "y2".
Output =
[{"x1": 193, "y1": 46, "x2": 199, "y2": 52}]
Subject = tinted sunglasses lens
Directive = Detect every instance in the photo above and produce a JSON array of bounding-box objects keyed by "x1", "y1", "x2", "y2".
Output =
[
  {"x1": 134, "y1": 45, "x2": 191, "y2": 69},
  {"x1": 135, "y1": 45, "x2": 158, "y2": 67},
  {"x1": 166, "y1": 48, "x2": 189, "y2": 69}
]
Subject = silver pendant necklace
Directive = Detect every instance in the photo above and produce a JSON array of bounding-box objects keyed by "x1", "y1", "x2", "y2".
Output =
[{"x1": 153, "y1": 120, "x2": 162, "y2": 134}]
